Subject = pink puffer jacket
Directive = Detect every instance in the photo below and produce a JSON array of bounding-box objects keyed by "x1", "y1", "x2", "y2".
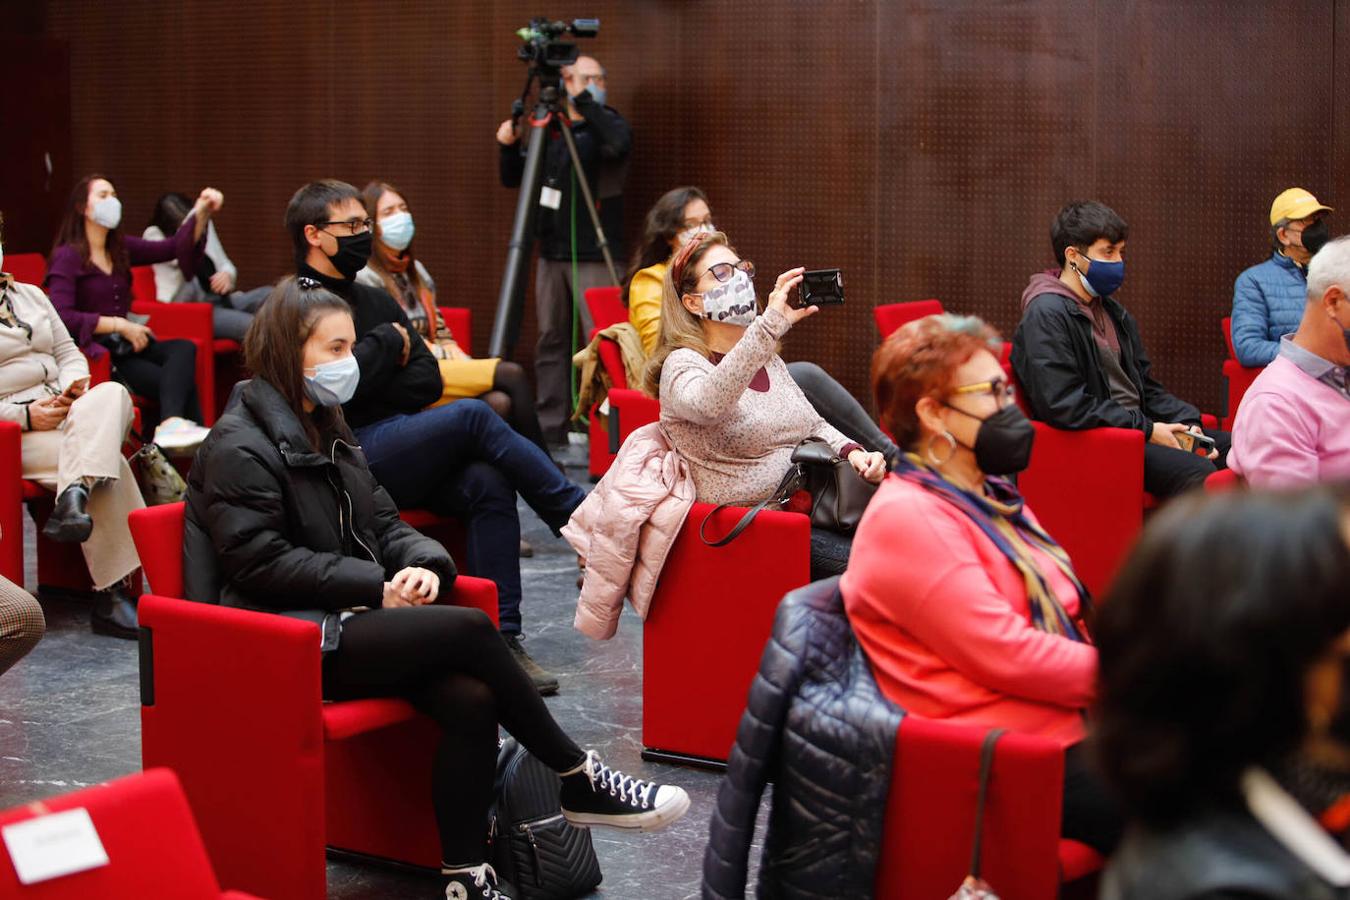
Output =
[{"x1": 562, "y1": 423, "x2": 696, "y2": 640}]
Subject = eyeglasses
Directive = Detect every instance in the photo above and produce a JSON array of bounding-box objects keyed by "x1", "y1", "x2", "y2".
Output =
[
  {"x1": 318, "y1": 218, "x2": 373, "y2": 236},
  {"x1": 698, "y1": 259, "x2": 755, "y2": 283},
  {"x1": 573, "y1": 72, "x2": 606, "y2": 85},
  {"x1": 952, "y1": 377, "x2": 1016, "y2": 405}
]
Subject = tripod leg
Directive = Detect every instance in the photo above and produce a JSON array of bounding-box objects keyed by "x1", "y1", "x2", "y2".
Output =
[
  {"x1": 489, "y1": 107, "x2": 551, "y2": 360},
  {"x1": 555, "y1": 116, "x2": 621, "y2": 286}
]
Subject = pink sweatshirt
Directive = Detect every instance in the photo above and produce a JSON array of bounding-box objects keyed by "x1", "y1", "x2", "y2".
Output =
[
  {"x1": 1228, "y1": 355, "x2": 1350, "y2": 489},
  {"x1": 841, "y1": 476, "x2": 1096, "y2": 747}
]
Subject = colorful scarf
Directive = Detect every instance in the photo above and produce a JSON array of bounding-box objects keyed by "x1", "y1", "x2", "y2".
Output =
[{"x1": 895, "y1": 454, "x2": 1091, "y2": 641}]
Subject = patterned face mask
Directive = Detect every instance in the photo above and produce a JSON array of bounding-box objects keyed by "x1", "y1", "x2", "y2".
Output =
[{"x1": 697, "y1": 269, "x2": 757, "y2": 327}]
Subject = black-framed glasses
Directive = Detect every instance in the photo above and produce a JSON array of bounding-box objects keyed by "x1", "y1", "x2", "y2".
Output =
[
  {"x1": 318, "y1": 218, "x2": 373, "y2": 236},
  {"x1": 699, "y1": 259, "x2": 755, "y2": 283},
  {"x1": 952, "y1": 376, "x2": 1016, "y2": 405}
]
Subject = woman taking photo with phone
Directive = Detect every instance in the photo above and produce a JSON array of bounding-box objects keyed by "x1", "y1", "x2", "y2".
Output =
[
  {"x1": 645, "y1": 232, "x2": 887, "y2": 579},
  {"x1": 1, "y1": 212, "x2": 145, "y2": 638}
]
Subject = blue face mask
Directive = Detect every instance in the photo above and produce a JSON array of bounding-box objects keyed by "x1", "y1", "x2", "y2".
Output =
[
  {"x1": 303, "y1": 355, "x2": 360, "y2": 407},
  {"x1": 1072, "y1": 251, "x2": 1126, "y2": 298},
  {"x1": 585, "y1": 83, "x2": 607, "y2": 106},
  {"x1": 378, "y1": 211, "x2": 415, "y2": 252}
]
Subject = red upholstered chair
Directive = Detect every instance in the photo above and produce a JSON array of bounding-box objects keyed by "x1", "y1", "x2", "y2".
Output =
[
  {"x1": 130, "y1": 267, "x2": 221, "y2": 424},
  {"x1": 873, "y1": 300, "x2": 944, "y2": 339},
  {"x1": 1220, "y1": 317, "x2": 1263, "y2": 430},
  {"x1": 437, "y1": 306, "x2": 473, "y2": 355},
  {"x1": 606, "y1": 388, "x2": 661, "y2": 459},
  {"x1": 641, "y1": 503, "x2": 811, "y2": 766},
  {"x1": 876, "y1": 716, "x2": 1102, "y2": 900},
  {"x1": 582, "y1": 286, "x2": 631, "y2": 478},
  {"x1": 128, "y1": 502, "x2": 498, "y2": 900},
  {"x1": 1205, "y1": 468, "x2": 1242, "y2": 493},
  {"x1": 0, "y1": 768, "x2": 264, "y2": 899},
  {"x1": 5, "y1": 252, "x2": 47, "y2": 288}
]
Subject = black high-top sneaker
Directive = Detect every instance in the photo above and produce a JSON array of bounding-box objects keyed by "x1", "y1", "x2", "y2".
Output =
[
  {"x1": 559, "y1": 750, "x2": 691, "y2": 831},
  {"x1": 442, "y1": 862, "x2": 515, "y2": 900}
]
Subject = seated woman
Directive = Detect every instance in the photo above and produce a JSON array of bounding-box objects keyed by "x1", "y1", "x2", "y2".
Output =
[
  {"x1": 1096, "y1": 487, "x2": 1350, "y2": 898},
  {"x1": 0, "y1": 574, "x2": 43, "y2": 676},
  {"x1": 645, "y1": 232, "x2": 887, "y2": 579},
  {"x1": 1, "y1": 233, "x2": 145, "y2": 638},
  {"x1": 841, "y1": 313, "x2": 1118, "y2": 853},
  {"x1": 183, "y1": 277, "x2": 689, "y2": 900},
  {"x1": 144, "y1": 192, "x2": 270, "y2": 343},
  {"x1": 628, "y1": 190, "x2": 898, "y2": 464},
  {"x1": 46, "y1": 174, "x2": 216, "y2": 432},
  {"x1": 357, "y1": 181, "x2": 546, "y2": 450}
]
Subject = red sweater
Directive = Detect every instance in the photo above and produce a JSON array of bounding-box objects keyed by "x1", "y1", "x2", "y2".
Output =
[{"x1": 841, "y1": 476, "x2": 1096, "y2": 747}]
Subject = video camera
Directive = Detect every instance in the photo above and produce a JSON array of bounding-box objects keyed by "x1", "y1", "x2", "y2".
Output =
[{"x1": 516, "y1": 18, "x2": 599, "y2": 72}]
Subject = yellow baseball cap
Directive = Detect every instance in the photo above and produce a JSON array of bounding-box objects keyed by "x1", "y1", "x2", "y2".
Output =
[{"x1": 1270, "y1": 187, "x2": 1333, "y2": 225}]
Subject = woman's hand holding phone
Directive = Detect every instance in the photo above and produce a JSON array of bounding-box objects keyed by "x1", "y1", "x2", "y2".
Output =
[{"x1": 767, "y1": 267, "x2": 814, "y2": 325}]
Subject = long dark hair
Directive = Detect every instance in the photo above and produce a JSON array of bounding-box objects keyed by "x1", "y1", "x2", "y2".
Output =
[
  {"x1": 243, "y1": 276, "x2": 354, "y2": 451},
  {"x1": 51, "y1": 174, "x2": 129, "y2": 276},
  {"x1": 1094, "y1": 488, "x2": 1350, "y2": 829},
  {"x1": 621, "y1": 186, "x2": 708, "y2": 305},
  {"x1": 149, "y1": 192, "x2": 192, "y2": 237}
]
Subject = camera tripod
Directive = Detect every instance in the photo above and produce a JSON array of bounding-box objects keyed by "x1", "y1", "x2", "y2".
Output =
[{"x1": 488, "y1": 81, "x2": 621, "y2": 359}]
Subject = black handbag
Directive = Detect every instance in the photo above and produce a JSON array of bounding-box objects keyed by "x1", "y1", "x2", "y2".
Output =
[
  {"x1": 701, "y1": 438, "x2": 880, "y2": 547},
  {"x1": 488, "y1": 738, "x2": 602, "y2": 900}
]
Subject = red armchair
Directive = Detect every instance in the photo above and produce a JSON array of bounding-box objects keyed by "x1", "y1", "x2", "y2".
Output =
[
  {"x1": 582, "y1": 286, "x2": 630, "y2": 478},
  {"x1": 641, "y1": 502, "x2": 811, "y2": 766},
  {"x1": 872, "y1": 299, "x2": 944, "y2": 339},
  {"x1": 5, "y1": 252, "x2": 47, "y2": 288},
  {"x1": 128, "y1": 502, "x2": 498, "y2": 900},
  {"x1": 130, "y1": 266, "x2": 224, "y2": 425},
  {"x1": 877, "y1": 716, "x2": 1101, "y2": 900},
  {"x1": 437, "y1": 306, "x2": 473, "y2": 355},
  {"x1": 606, "y1": 388, "x2": 661, "y2": 459},
  {"x1": 1220, "y1": 317, "x2": 1263, "y2": 430},
  {"x1": 0, "y1": 768, "x2": 264, "y2": 899}
]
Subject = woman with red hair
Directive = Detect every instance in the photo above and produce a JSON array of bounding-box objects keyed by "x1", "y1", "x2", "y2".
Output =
[{"x1": 842, "y1": 313, "x2": 1119, "y2": 853}]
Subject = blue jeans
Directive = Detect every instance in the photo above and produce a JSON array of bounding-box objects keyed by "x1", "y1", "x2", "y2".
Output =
[{"x1": 355, "y1": 399, "x2": 586, "y2": 634}]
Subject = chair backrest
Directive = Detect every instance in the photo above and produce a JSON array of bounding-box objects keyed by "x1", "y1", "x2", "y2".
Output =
[
  {"x1": 876, "y1": 716, "x2": 1062, "y2": 900},
  {"x1": 584, "y1": 286, "x2": 627, "y2": 331},
  {"x1": 128, "y1": 503, "x2": 186, "y2": 599},
  {"x1": 6, "y1": 253, "x2": 47, "y2": 288},
  {"x1": 0, "y1": 768, "x2": 225, "y2": 897},
  {"x1": 873, "y1": 300, "x2": 944, "y2": 339},
  {"x1": 130, "y1": 266, "x2": 157, "y2": 304},
  {"x1": 1221, "y1": 316, "x2": 1237, "y2": 359}
]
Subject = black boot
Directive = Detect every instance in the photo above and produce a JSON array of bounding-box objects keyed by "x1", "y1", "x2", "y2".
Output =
[
  {"x1": 91, "y1": 583, "x2": 138, "y2": 640},
  {"x1": 42, "y1": 484, "x2": 93, "y2": 543}
]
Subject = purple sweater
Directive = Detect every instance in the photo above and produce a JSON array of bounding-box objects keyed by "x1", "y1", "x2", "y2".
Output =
[{"x1": 45, "y1": 214, "x2": 206, "y2": 358}]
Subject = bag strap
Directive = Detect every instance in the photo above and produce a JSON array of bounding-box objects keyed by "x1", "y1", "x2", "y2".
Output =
[
  {"x1": 699, "y1": 464, "x2": 801, "y2": 548},
  {"x1": 968, "y1": 727, "x2": 1006, "y2": 879}
]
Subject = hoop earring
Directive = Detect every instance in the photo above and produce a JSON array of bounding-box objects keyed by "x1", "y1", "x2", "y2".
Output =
[{"x1": 926, "y1": 432, "x2": 957, "y2": 466}]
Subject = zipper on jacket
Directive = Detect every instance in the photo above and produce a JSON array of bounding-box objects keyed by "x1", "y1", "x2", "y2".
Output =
[
  {"x1": 523, "y1": 823, "x2": 543, "y2": 886},
  {"x1": 330, "y1": 438, "x2": 376, "y2": 562}
]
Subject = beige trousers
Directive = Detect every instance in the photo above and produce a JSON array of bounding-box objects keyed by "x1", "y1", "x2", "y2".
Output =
[{"x1": 20, "y1": 382, "x2": 145, "y2": 590}]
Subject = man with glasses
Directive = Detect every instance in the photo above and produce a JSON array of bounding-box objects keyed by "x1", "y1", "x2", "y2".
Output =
[
  {"x1": 1231, "y1": 187, "x2": 1334, "y2": 366},
  {"x1": 1013, "y1": 200, "x2": 1230, "y2": 498},
  {"x1": 284, "y1": 180, "x2": 587, "y2": 693},
  {"x1": 496, "y1": 55, "x2": 632, "y2": 450}
]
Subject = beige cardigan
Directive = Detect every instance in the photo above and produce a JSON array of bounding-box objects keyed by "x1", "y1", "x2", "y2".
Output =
[{"x1": 0, "y1": 275, "x2": 90, "y2": 428}]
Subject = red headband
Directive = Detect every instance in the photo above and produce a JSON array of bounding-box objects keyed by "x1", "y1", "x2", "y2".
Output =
[{"x1": 669, "y1": 232, "x2": 710, "y2": 292}]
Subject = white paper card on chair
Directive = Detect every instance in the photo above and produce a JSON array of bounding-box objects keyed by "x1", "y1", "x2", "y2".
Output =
[
  {"x1": 540, "y1": 185, "x2": 563, "y2": 210},
  {"x1": 3, "y1": 808, "x2": 109, "y2": 884}
]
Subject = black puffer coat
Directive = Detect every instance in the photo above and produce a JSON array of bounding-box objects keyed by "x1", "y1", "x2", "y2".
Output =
[
  {"x1": 182, "y1": 377, "x2": 454, "y2": 642},
  {"x1": 703, "y1": 578, "x2": 904, "y2": 899}
]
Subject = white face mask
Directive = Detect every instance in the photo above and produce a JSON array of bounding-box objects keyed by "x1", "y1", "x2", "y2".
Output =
[
  {"x1": 676, "y1": 222, "x2": 715, "y2": 248},
  {"x1": 378, "y1": 211, "x2": 415, "y2": 252},
  {"x1": 303, "y1": 355, "x2": 360, "y2": 407},
  {"x1": 90, "y1": 196, "x2": 123, "y2": 230},
  {"x1": 697, "y1": 268, "x2": 757, "y2": 327}
]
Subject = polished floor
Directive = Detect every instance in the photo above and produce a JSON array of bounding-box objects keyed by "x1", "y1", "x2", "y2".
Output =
[{"x1": 0, "y1": 442, "x2": 769, "y2": 899}]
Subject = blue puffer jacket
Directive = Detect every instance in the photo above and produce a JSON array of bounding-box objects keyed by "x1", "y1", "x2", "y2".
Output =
[{"x1": 1231, "y1": 252, "x2": 1306, "y2": 366}]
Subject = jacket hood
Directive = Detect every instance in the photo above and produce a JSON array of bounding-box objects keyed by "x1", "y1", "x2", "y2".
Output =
[{"x1": 1021, "y1": 269, "x2": 1083, "y2": 311}]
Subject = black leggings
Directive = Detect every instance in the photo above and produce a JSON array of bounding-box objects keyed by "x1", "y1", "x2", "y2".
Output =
[
  {"x1": 480, "y1": 361, "x2": 548, "y2": 451},
  {"x1": 112, "y1": 338, "x2": 201, "y2": 430},
  {"x1": 322, "y1": 605, "x2": 584, "y2": 864},
  {"x1": 1062, "y1": 741, "x2": 1124, "y2": 854}
]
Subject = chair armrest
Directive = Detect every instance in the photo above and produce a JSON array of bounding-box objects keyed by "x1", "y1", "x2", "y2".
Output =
[
  {"x1": 1200, "y1": 413, "x2": 1218, "y2": 430},
  {"x1": 0, "y1": 421, "x2": 23, "y2": 583},
  {"x1": 441, "y1": 574, "x2": 499, "y2": 627},
  {"x1": 85, "y1": 350, "x2": 112, "y2": 385},
  {"x1": 437, "y1": 306, "x2": 473, "y2": 354},
  {"x1": 133, "y1": 300, "x2": 215, "y2": 343},
  {"x1": 597, "y1": 338, "x2": 628, "y2": 390},
  {"x1": 608, "y1": 388, "x2": 660, "y2": 454}
]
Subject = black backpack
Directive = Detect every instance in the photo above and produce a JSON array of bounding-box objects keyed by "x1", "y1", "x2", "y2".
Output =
[{"x1": 488, "y1": 738, "x2": 602, "y2": 900}]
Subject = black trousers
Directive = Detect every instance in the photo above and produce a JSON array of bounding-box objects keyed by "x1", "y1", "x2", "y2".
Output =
[
  {"x1": 1062, "y1": 741, "x2": 1124, "y2": 855},
  {"x1": 322, "y1": 605, "x2": 584, "y2": 864},
  {"x1": 112, "y1": 338, "x2": 201, "y2": 430},
  {"x1": 1143, "y1": 427, "x2": 1231, "y2": 499}
]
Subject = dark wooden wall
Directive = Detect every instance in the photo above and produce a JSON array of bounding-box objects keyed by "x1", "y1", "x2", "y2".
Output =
[{"x1": 10, "y1": 0, "x2": 1346, "y2": 414}]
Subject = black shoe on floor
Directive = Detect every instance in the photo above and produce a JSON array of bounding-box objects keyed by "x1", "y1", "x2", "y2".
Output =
[
  {"x1": 442, "y1": 862, "x2": 515, "y2": 900},
  {"x1": 503, "y1": 634, "x2": 559, "y2": 696},
  {"x1": 91, "y1": 584, "x2": 138, "y2": 640},
  {"x1": 42, "y1": 484, "x2": 93, "y2": 543},
  {"x1": 560, "y1": 750, "x2": 691, "y2": 832},
  {"x1": 519, "y1": 539, "x2": 534, "y2": 558}
]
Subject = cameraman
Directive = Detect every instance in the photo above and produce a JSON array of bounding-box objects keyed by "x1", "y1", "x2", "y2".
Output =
[{"x1": 497, "y1": 55, "x2": 632, "y2": 449}]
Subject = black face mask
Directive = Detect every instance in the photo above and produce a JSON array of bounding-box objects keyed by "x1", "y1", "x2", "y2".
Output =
[
  {"x1": 1301, "y1": 219, "x2": 1332, "y2": 257},
  {"x1": 327, "y1": 231, "x2": 373, "y2": 280},
  {"x1": 944, "y1": 402, "x2": 1037, "y2": 476}
]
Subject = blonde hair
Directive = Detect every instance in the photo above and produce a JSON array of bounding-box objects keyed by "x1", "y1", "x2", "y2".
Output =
[{"x1": 641, "y1": 231, "x2": 735, "y2": 397}]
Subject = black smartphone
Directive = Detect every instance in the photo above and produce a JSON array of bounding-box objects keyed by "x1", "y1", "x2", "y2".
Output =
[{"x1": 794, "y1": 269, "x2": 845, "y2": 309}]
